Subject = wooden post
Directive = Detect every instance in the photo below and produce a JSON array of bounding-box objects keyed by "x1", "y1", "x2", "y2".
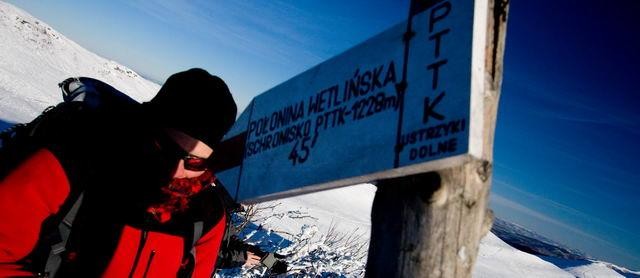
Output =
[{"x1": 365, "y1": 0, "x2": 509, "y2": 277}]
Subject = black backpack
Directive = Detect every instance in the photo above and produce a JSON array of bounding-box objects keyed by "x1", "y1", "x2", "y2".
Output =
[{"x1": 0, "y1": 77, "x2": 137, "y2": 179}]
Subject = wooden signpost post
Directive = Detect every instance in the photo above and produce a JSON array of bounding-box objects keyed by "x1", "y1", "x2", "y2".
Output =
[{"x1": 212, "y1": 0, "x2": 509, "y2": 276}]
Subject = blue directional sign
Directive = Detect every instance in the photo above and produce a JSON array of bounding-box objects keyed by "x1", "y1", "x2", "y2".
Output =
[{"x1": 213, "y1": 0, "x2": 486, "y2": 202}]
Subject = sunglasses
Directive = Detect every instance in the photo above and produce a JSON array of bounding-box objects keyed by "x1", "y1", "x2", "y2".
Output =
[
  {"x1": 181, "y1": 154, "x2": 209, "y2": 172},
  {"x1": 154, "y1": 133, "x2": 210, "y2": 172}
]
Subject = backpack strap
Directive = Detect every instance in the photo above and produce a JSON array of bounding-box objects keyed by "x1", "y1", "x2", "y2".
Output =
[
  {"x1": 43, "y1": 193, "x2": 84, "y2": 277},
  {"x1": 192, "y1": 221, "x2": 204, "y2": 253},
  {"x1": 188, "y1": 221, "x2": 205, "y2": 260},
  {"x1": 177, "y1": 220, "x2": 204, "y2": 278}
]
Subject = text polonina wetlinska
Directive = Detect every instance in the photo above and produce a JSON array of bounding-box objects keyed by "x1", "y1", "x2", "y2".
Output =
[{"x1": 246, "y1": 61, "x2": 400, "y2": 164}]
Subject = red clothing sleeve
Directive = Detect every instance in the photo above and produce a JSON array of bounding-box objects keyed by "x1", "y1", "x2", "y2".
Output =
[
  {"x1": 192, "y1": 213, "x2": 226, "y2": 278},
  {"x1": 0, "y1": 149, "x2": 70, "y2": 276}
]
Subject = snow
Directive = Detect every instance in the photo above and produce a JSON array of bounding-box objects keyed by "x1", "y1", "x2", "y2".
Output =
[
  {"x1": 541, "y1": 257, "x2": 626, "y2": 278},
  {"x1": 0, "y1": 1, "x2": 159, "y2": 125},
  {"x1": 252, "y1": 184, "x2": 580, "y2": 277},
  {"x1": 261, "y1": 184, "x2": 635, "y2": 277},
  {"x1": 1, "y1": 1, "x2": 637, "y2": 277},
  {"x1": 474, "y1": 233, "x2": 574, "y2": 278},
  {"x1": 257, "y1": 184, "x2": 376, "y2": 237},
  {"x1": 214, "y1": 184, "x2": 376, "y2": 277}
]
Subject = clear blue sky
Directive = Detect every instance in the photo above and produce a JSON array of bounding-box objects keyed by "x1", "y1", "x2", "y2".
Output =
[{"x1": 7, "y1": 0, "x2": 640, "y2": 269}]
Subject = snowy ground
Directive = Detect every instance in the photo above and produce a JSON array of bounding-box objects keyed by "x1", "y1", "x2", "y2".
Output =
[
  {"x1": 229, "y1": 184, "x2": 627, "y2": 278},
  {"x1": 2, "y1": 1, "x2": 639, "y2": 277}
]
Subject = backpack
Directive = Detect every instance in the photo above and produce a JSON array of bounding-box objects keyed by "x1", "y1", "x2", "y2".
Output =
[{"x1": 0, "y1": 77, "x2": 138, "y2": 179}]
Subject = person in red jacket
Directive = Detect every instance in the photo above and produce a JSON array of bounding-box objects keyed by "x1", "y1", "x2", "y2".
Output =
[{"x1": 0, "y1": 68, "x2": 237, "y2": 277}]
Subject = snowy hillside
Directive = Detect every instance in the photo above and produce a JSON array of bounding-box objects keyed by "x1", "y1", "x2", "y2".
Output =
[
  {"x1": 248, "y1": 184, "x2": 633, "y2": 277},
  {"x1": 491, "y1": 219, "x2": 640, "y2": 278},
  {"x1": 0, "y1": 1, "x2": 159, "y2": 128},
  {"x1": 247, "y1": 184, "x2": 639, "y2": 277},
  {"x1": 2, "y1": 1, "x2": 638, "y2": 277}
]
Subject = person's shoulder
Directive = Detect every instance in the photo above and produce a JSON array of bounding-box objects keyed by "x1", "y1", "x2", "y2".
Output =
[
  {"x1": 3, "y1": 148, "x2": 67, "y2": 183},
  {"x1": 211, "y1": 184, "x2": 242, "y2": 213}
]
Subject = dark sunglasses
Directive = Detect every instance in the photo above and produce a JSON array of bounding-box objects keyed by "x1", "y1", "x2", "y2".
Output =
[
  {"x1": 181, "y1": 154, "x2": 209, "y2": 172},
  {"x1": 154, "y1": 133, "x2": 210, "y2": 172}
]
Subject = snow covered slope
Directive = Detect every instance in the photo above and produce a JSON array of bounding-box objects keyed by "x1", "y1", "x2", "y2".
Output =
[
  {"x1": 474, "y1": 233, "x2": 573, "y2": 278},
  {"x1": 491, "y1": 218, "x2": 639, "y2": 277},
  {"x1": 254, "y1": 184, "x2": 578, "y2": 277},
  {"x1": 252, "y1": 184, "x2": 638, "y2": 277},
  {"x1": 541, "y1": 256, "x2": 630, "y2": 278},
  {"x1": 0, "y1": 1, "x2": 159, "y2": 126}
]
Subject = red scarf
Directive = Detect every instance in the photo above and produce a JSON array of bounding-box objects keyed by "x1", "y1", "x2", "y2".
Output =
[{"x1": 147, "y1": 170, "x2": 216, "y2": 223}]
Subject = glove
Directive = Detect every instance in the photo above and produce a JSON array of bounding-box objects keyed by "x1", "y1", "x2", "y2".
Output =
[
  {"x1": 270, "y1": 259, "x2": 288, "y2": 275},
  {"x1": 261, "y1": 252, "x2": 288, "y2": 275}
]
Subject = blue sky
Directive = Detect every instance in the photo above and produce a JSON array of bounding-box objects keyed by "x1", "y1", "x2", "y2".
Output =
[{"x1": 7, "y1": 0, "x2": 640, "y2": 269}]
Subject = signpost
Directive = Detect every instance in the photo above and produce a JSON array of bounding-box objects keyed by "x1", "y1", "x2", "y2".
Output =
[
  {"x1": 215, "y1": 0, "x2": 488, "y2": 202},
  {"x1": 212, "y1": 0, "x2": 508, "y2": 276}
]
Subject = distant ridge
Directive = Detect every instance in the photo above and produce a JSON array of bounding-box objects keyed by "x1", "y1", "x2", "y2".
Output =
[
  {"x1": 492, "y1": 217, "x2": 587, "y2": 260},
  {"x1": 492, "y1": 218, "x2": 640, "y2": 277}
]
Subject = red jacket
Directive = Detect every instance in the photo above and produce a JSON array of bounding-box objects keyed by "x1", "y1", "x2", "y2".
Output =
[{"x1": 0, "y1": 149, "x2": 227, "y2": 277}]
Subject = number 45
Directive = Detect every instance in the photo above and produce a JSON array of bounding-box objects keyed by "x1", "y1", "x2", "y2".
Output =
[{"x1": 289, "y1": 136, "x2": 311, "y2": 166}]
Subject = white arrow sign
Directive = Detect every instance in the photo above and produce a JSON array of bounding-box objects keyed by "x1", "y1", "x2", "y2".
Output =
[{"x1": 213, "y1": 0, "x2": 487, "y2": 202}]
